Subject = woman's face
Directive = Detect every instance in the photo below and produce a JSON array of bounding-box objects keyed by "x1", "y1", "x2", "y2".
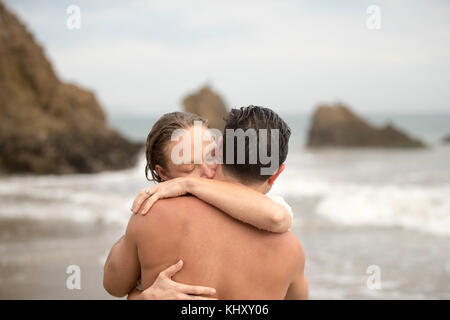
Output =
[{"x1": 155, "y1": 125, "x2": 219, "y2": 181}]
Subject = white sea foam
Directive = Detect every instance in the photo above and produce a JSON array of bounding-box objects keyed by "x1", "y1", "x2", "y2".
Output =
[
  {"x1": 1, "y1": 149, "x2": 449, "y2": 237},
  {"x1": 0, "y1": 154, "x2": 149, "y2": 228},
  {"x1": 274, "y1": 169, "x2": 450, "y2": 237}
]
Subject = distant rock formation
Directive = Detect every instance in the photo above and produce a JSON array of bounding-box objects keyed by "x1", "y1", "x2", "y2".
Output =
[
  {"x1": 442, "y1": 135, "x2": 450, "y2": 144},
  {"x1": 0, "y1": 2, "x2": 142, "y2": 174},
  {"x1": 182, "y1": 85, "x2": 228, "y2": 131},
  {"x1": 307, "y1": 104, "x2": 425, "y2": 148}
]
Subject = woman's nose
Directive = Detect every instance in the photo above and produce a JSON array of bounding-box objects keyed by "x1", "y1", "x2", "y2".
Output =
[{"x1": 201, "y1": 162, "x2": 216, "y2": 179}]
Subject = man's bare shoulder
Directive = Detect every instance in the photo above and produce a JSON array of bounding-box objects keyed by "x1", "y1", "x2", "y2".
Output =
[
  {"x1": 153, "y1": 195, "x2": 213, "y2": 211},
  {"x1": 127, "y1": 196, "x2": 229, "y2": 251},
  {"x1": 148, "y1": 195, "x2": 218, "y2": 219},
  {"x1": 129, "y1": 196, "x2": 216, "y2": 229}
]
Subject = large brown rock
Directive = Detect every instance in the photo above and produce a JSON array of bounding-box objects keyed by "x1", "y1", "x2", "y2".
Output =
[
  {"x1": 442, "y1": 135, "x2": 450, "y2": 144},
  {"x1": 307, "y1": 103, "x2": 425, "y2": 148},
  {"x1": 0, "y1": 2, "x2": 142, "y2": 174},
  {"x1": 182, "y1": 85, "x2": 228, "y2": 131}
]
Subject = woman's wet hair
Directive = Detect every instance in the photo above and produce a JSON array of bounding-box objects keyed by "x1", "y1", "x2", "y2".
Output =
[{"x1": 145, "y1": 112, "x2": 207, "y2": 182}]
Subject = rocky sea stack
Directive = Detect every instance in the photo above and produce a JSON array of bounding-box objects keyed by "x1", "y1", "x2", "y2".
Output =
[
  {"x1": 0, "y1": 3, "x2": 142, "y2": 174},
  {"x1": 442, "y1": 135, "x2": 450, "y2": 144},
  {"x1": 307, "y1": 104, "x2": 426, "y2": 148},
  {"x1": 182, "y1": 85, "x2": 229, "y2": 131}
]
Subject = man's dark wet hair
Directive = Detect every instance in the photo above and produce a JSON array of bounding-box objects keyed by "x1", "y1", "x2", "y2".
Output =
[{"x1": 222, "y1": 105, "x2": 291, "y2": 183}]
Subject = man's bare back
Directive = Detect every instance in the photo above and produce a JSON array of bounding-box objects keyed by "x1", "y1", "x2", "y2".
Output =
[{"x1": 127, "y1": 196, "x2": 307, "y2": 299}]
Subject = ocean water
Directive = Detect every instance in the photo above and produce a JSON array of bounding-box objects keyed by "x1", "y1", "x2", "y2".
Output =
[
  {"x1": 0, "y1": 112, "x2": 449, "y2": 299},
  {"x1": 104, "y1": 112, "x2": 450, "y2": 237}
]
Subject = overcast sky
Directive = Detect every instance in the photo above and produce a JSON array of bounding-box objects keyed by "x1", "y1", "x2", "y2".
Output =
[{"x1": 5, "y1": 0, "x2": 450, "y2": 115}]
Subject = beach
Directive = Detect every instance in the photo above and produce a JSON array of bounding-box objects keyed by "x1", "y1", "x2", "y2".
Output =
[
  {"x1": 1, "y1": 0, "x2": 450, "y2": 301},
  {"x1": 0, "y1": 218, "x2": 120, "y2": 299},
  {"x1": 0, "y1": 113, "x2": 449, "y2": 299},
  {"x1": 1, "y1": 198, "x2": 449, "y2": 299}
]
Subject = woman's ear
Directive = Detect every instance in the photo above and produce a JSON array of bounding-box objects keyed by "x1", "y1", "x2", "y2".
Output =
[{"x1": 155, "y1": 165, "x2": 170, "y2": 181}]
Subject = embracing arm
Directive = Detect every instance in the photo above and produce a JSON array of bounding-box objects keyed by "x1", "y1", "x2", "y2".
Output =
[
  {"x1": 132, "y1": 177, "x2": 292, "y2": 233},
  {"x1": 103, "y1": 216, "x2": 140, "y2": 297},
  {"x1": 185, "y1": 177, "x2": 292, "y2": 233}
]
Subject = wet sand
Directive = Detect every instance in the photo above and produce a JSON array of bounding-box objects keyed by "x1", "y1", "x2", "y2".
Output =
[
  {"x1": 1, "y1": 200, "x2": 449, "y2": 299},
  {"x1": 0, "y1": 218, "x2": 122, "y2": 299}
]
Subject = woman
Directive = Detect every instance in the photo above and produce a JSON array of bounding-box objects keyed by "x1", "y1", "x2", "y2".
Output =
[{"x1": 127, "y1": 111, "x2": 293, "y2": 299}]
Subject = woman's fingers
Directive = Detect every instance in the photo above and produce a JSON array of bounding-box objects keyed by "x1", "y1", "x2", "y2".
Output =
[
  {"x1": 189, "y1": 295, "x2": 218, "y2": 300},
  {"x1": 176, "y1": 294, "x2": 217, "y2": 300},
  {"x1": 160, "y1": 260, "x2": 183, "y2": 278},
  {"x1": 131, "y1": 189, "x2": 150, "y2": 213},
  {"x1": 179, "y1": 284, "x2": 216, "y2": 296},
  {"x1": 139, "y1": 193, "x2": 159, "y2": 215},
  {"x1": 142, "y1": 260, "x2": 219, "y2": 300},
  {"x1": 131, "y1": 187, "x2": 157, "y2": 213},
  {"x1": 159, "y1": 260, "x2": 217, "y2": 296}
]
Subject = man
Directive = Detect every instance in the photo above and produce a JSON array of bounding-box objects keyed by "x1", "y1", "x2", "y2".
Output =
[{"x1": 103, "y1": 106, "x2": 308, "y2": 299}]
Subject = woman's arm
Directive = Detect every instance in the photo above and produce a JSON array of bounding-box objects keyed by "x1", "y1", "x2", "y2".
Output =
[
  {"x1": 103, "y1": 233, "x2": 140, "y2": 297},
  {"x1": 131, "y1": 177, "x2": 292, "y2": 233}
]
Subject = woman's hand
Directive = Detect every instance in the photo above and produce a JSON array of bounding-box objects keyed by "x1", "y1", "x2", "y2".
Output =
[
  {"x1": 131, "y1": 178, "x2": 190, "y2": 215},
  {"x1": 127, "y1": 260, "x2": 217, "y2": 300}
]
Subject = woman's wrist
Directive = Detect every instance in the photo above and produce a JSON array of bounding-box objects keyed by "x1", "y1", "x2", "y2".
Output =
[{"x1": 183, "y1": 176, "x2": 199, "y2": 194}]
